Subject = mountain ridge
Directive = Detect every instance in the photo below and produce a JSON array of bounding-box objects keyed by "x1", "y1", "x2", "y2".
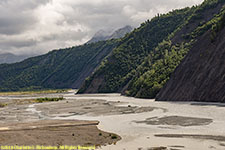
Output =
[{"x1": 87, "y1": 25, "x2": 133, "y2": 44}]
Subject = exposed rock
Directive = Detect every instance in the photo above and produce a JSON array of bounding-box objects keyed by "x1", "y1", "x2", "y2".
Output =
[{"x1": 156, "y1": 28, "x2": 225, "y2": 102}]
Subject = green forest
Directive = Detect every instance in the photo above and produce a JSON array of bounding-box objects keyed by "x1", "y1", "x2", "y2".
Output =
[{"x1": 0, "y1": 40, "x2": 117, "y2": 91}]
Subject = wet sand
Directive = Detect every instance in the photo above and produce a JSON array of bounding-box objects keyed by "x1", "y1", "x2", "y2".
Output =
[
  {"x1": 134, "y1": 116, "x2": 213, "y2": 126},
  {"x1": 0, "y1": 91, "x2": 225, "y2": 149}
]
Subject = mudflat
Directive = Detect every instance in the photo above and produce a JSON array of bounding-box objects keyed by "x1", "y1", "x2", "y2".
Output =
[{"x1": 0, "y1": 120, "x2": 120, "y2": 147}]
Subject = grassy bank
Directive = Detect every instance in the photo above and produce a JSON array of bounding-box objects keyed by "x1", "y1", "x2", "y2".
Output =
[{"x1": 0, "y1": 89, "x2": 70, "y2": 96}]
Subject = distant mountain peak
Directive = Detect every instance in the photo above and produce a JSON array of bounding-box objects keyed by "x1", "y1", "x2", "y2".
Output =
[
  {"x1": 87, "y1": 25, "x2": 133, "y2": 44},
  {"x1": 93, "y1": 30, "x2": 111, "y2": 38},
  {"x1": 0, "y1": 53, "x2": 30, "y2": 64},
  {"x1": 108, "y1": 25, "x2": 133, "y2": 40}
]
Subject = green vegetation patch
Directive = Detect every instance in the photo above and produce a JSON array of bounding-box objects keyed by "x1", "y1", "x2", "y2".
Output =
[
  {"x1": 0, "y1": 103, "x2": 7, "y2": 108},
  {"x1": 35, "y1": 97, "x2": 64, "y2": 103}
]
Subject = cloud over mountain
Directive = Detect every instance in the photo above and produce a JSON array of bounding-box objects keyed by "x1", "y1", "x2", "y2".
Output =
[{"x1": 0, "y1": 0, "x2": 203, "y2": 55}]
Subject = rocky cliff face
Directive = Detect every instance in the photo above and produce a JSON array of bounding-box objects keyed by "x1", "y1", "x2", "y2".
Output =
[{"x1": 156, "y1": 27, "x2": 225, "y2": 102}]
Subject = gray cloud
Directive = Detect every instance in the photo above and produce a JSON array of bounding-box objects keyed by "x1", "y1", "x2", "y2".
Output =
[
  {"x1": 0, "y1": 0, "x2": 204, "y2": 55},
  {"x1": 0, "y1": 0, "x2": 50, "y2": 35}
]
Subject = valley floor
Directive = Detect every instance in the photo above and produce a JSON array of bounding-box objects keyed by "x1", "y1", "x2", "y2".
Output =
[{"x1": 0, "y1": 90, "x2": 225, "y2": 150}]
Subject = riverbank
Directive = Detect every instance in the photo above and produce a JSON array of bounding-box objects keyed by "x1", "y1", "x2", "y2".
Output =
[{"x1": 0, "y1": 91, "x2": 225, "y2": 150}]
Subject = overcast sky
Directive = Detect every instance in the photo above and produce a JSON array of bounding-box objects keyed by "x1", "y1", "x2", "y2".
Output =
[{"x1": 0, "y1": 0, "x2": 204, "y2": 55}]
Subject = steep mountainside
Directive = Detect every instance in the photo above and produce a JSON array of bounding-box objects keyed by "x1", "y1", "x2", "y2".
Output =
[
  {"x1": 0, "y1": 53, "x2": 29, "y2": 64},
  {"x1": 0, "y1": 40, "x2": 117, "y2": 91},
  {"x1": 87, "y1": 26, "x2": 133, "y2": 44},
  {"x1": 156, "y1": 14, "x2": 225, "y2": 102},
  {"x1": 122, "y1": 0, "x2": 225, "y2": 98},
  {"x1": 78, "y1": 0, "x2": 225, "y2": 95}
]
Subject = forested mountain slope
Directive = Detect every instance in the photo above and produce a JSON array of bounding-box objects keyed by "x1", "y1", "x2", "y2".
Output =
[
  {"x1": 79, "y1": 0, "x2": 225, "y2": 100},
  {"x1": 78, "y1": 7, "x2": 195, "y2": 94},
  {"x1": 0, "y1": 40, "x2": 117, "y2": 91},
  {"x1": 123, "y1": 0, "x2": 225, "y2": 98}
]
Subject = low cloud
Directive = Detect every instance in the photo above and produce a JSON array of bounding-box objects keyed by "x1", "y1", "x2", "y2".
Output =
[{"x1": 0, "y1": 0, "x2": 203, "y2": 55}]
